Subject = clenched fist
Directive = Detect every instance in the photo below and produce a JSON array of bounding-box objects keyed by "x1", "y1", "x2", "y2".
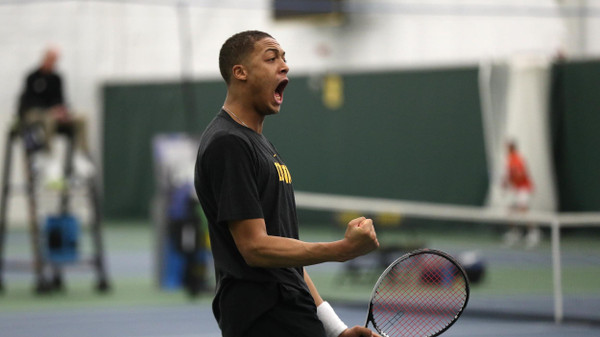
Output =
[{"x1": 340, "y1": 217, "x2": 379, "y2": 261}]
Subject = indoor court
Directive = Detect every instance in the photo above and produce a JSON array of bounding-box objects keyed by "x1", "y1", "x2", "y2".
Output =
[
  {"x1": 1, "y1": 1, "x2": 600, "y2": 337},
  {"x1": 2, "y1": 218, "x2": 600, "y2": 336}
]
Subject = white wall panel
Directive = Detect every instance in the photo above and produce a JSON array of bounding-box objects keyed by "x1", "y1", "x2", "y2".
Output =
[{"x1": 0, "y1": 0, "x2": 597, "y2": 222}]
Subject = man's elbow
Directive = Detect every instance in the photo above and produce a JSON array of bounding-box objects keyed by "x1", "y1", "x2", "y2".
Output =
[
  {"x1": 238, "y1": 245, "x2": 271, "y2": 268},
  {"x1": 241, "y1": 252, "x2": 264, "y2": 267}
]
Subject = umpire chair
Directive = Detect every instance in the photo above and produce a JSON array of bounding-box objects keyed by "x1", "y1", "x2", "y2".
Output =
[{"x1": 0, "y1": 118, "x2": 110, "y2": 294}]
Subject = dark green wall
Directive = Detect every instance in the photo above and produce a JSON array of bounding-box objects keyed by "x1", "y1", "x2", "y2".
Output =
[
  {"x1": 103, "y1": 82, "x2": 225, "y2": 218},
  {"x1": 265, "y1": 68, "x2": 488, "y2": 204},
  {"x1": 551, "y1": 60, "x2": 600, "y2": 212},
  {"x1": 102, "y1": 67, "x2": 490, "y2": 219}
]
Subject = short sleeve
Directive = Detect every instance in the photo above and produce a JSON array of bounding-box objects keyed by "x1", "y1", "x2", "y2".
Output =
[{"x1": 201, "y1": 134, "x2": 264, "y2": 225}]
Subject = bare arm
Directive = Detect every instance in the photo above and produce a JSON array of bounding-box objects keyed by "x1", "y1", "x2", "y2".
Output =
[
  {"x1": 229, "y1": 217, "x2": 378, "y2": 268},
  {"x1": 304, "y1": 268, "x2": 324, "y2": 306},
  {"x1": 306, "y1": 269, "x2": 382, "y2": 337}
]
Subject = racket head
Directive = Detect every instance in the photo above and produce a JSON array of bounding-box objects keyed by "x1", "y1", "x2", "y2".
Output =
[{"x1": 365, "y1": 249, "x2": 470, "y2": 337}]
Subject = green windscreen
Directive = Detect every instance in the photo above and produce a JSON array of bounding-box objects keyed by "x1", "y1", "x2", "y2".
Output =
[{"x1": 103, "y1": 67, "x2": 489, "y2": 219}]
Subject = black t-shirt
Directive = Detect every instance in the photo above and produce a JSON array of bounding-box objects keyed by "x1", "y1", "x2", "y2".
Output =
[
  {"x1": 18, "y1": 68, "x2": 65, "y2": 117},
  {"x1": 195, "y1": 110, "x2": 310, "y2": 336}
]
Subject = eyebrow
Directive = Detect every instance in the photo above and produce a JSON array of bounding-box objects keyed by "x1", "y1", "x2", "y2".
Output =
[{"x1": 264, "y1": 48, "x2": 285, "y2": 58}]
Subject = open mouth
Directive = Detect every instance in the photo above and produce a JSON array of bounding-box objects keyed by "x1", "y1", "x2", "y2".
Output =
[{"x1": 274, "y1": 79, "x2": 288, "y2": 104}]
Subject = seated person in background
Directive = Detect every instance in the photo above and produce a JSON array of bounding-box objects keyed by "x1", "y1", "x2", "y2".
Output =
[
  {"x1": 19, "y1": 48, "x2": 66, "y2": 120},
  {"x1": 17, "y1": 47, "x2": 93, "y2": 184}
]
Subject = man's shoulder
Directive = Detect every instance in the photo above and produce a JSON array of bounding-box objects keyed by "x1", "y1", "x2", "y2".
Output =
[
  {"x1": 199, "y1": 115, "x2": 252, "y2": 153},
  {"x1": 202, "y1": 115, "x2": 245, "y2": 142},
  {"x1": 26, "y1": 68, "x2": 40, "y2": 80},
  {"x1": 26, "y1": 68, "x2": 61, "y2": 80}
]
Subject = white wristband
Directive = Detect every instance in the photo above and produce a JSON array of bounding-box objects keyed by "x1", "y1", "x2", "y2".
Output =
[{"x1": 317, "y1": 301, "x2": 348, "y2": 337}]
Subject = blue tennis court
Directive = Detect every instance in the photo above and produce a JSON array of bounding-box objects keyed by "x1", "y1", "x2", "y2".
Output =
[
  {"x1": 2, "y1": 301, "x2": 600, "y2": 337},
  {"x1": 2, "y1": 224, "x2": 599, "y2": 337}
]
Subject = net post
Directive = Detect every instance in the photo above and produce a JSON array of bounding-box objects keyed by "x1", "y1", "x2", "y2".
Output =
[{"x1": 551, "y1": 218, "x2": 563, "y2": 324}]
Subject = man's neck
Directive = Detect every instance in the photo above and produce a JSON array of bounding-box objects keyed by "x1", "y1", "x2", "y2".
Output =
[{"x1": 222, "y1": 100, "x2": 265, "y2": 134}]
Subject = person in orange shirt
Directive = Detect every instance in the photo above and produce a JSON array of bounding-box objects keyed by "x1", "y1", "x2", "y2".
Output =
[{"x1": 502, "y1": 141, "x2": 540, "y2": 248}]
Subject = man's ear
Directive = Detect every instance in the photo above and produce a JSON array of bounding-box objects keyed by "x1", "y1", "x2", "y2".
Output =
[{"x1": 232, "y1": 65, "x2": 247, "y2": 81}]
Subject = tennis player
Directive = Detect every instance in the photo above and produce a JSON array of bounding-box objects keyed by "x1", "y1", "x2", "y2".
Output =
[
  {"x1": 502, "y1": 140, "x2": 539, "y2": 248},
  {"x1": 195, "y1": 31, "x2": 381, "y2": 337}
]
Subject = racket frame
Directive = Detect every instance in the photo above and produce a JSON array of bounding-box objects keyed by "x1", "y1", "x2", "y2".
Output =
[{"x1": 364, "y1": 248, "x2": 470, "y2": 337}]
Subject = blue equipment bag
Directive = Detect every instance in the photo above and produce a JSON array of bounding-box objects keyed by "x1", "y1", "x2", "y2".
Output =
[{"x1": 43, "y1": 214, "x2": 80, "y2": 264}]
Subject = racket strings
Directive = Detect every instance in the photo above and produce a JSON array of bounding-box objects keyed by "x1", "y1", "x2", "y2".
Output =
[{"x1": 371, "y1": 254, "x2": 467, "y2": 337}]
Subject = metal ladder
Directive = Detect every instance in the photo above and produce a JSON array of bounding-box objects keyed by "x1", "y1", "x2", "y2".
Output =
[{"x1": 0, "y1": 122, "x2": 110, "y2": 294}]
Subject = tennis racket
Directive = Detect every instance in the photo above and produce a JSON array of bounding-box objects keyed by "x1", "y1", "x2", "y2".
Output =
[{"x1": 365, "y1": 249, "x2": 470, "y2": 337}]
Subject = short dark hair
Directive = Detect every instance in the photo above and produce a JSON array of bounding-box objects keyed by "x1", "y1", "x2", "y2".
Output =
[{"x1": 219, "y1": 30, "x2": 273, "y2": 84}]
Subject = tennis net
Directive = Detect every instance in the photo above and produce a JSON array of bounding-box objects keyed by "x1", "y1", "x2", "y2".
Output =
[{"x1": 296, "y1": 191, "x2": 600, "y2": 325}]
